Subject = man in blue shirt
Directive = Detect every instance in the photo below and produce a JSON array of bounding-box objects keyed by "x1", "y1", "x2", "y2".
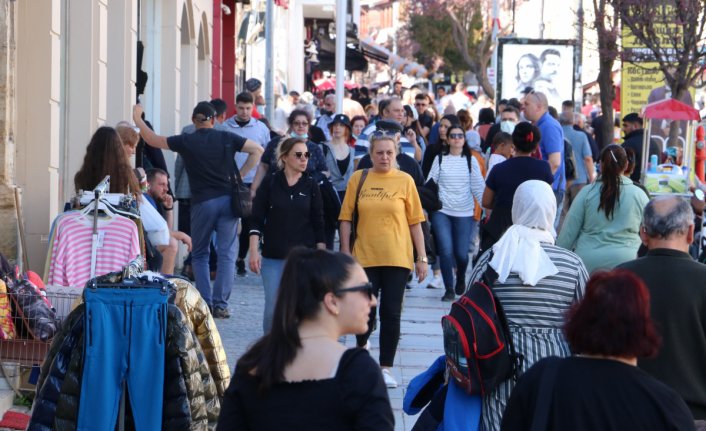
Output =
[{"x1": 523, "y1": 91, "x2": 565, "y2": 229}]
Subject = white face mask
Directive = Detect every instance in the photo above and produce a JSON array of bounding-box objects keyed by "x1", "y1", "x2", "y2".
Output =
[
  {"x1": 500, "y1": 120, "x2": 516, "y2": 134},
  {"x1": 256, "y1": 105, "x2": 265, "y2": 116},
  {"x1": 290, "y1": 132, "x2": 308, "y2": 140}
]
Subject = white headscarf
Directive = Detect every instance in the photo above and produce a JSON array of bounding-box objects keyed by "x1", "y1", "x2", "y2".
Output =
[{"x1": 489, "y1": 180, "x2": 559, "y2": 286}]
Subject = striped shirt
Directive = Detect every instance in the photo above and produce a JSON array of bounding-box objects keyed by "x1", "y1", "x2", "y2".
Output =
[
  {"x1": 427, "y1": 154, "x2": 485, "y2": 217},
  {"x1": 47, "y1": 212, "x2": 140, "y2": 288},
  {"x1": 470, "y1": 244, "x2": 588, "y2": 431}
]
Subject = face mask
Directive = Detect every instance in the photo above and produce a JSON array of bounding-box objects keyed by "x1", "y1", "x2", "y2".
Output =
[
  {"x1": 290, "y1": 132, "x2": 308, "y2": 140},
  {"x1": 500, "y1": 120, "x2": 516, "y2": 134},
  {"x1": 256, "y1": 105, "x2": 265, "y2": 116}
]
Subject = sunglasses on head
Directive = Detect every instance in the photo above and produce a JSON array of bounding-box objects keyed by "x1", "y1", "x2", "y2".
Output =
[
  {"x1": 448, "y1": 133, "x2": 465, "y2": 139},
  {"x1": 293, "y1": 151, "x2": 310, "y2": 159},
  {"x1": 371, "y1": 130, "x2": 399, "y2": 138},
  {"x1": 336, "y1": 282, "x2": 375, "y2": 300}
]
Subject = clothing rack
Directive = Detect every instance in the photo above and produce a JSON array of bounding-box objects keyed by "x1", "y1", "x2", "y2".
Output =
[{"x1": 90, "y1": 176, "x2": 111, "y2": 280}]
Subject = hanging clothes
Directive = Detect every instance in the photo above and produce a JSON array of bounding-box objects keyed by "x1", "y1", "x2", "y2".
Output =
[{"x1": 45, "y1": 211, "x2": 140, "y2": 288}]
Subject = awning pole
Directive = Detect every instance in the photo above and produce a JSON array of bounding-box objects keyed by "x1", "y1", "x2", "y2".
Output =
[
  {"x1": 335, "y1": 0, "x2": 346, "y2": 113},
  {"x1": 265, "y1": 0, "x2": 275, "y2": 120}
]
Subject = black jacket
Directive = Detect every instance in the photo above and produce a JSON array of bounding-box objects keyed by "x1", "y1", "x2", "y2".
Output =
[
  {"x1": 622, "y1": 128, "x2": 661, "y2": 182},
  {"x1": 250, "y1": 171, "x2": 325, "y2": 259}
]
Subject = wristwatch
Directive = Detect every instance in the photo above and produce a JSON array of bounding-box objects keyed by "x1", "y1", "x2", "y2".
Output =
[{"x1": 416, "y1": 256, "x2": 428, "y2": 264}]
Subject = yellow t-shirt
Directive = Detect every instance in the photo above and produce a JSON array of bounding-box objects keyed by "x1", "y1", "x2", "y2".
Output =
[{"x1": 340, "y1": 169, "x2": 426, "y2": 270}]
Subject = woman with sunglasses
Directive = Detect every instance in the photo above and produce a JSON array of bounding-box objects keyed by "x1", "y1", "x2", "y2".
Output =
[
  {"x1": 249, "y1": 138, "x2": 326, "y2": 333},
  {"x1": 427, "y1": 123, "x2": 486, "y2": 301},
  {"x1": 251, "y1": 109, "x2": 327, "y2": 195},
  {"x1": 339, "y1": 132, "x2": 428, "y2": 389},
  {"x1": 218, "y1": 248, "x2": 394, "y2": 430}
]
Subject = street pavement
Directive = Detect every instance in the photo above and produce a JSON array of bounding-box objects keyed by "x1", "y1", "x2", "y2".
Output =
[{"x1": 215, "y1": 269, "x2": 450, "y2": 431}]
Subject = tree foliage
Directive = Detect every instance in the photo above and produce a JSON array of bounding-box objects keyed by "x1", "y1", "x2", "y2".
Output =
[
  {"x1": 617, "y1": 0, "x2": 706, "y2": 101},
  {"x1": 403, "y1": 0, "x2": 498, "y2": 98}
]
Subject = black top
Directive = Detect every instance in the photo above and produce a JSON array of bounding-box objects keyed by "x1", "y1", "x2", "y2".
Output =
[
  {"x1": 356, "y1": 153, "x2": 424, "y2": 186},
  {"x1": 336, "y1": 154, "x2": 351, "y2": 177},
  {"x1": 483, "y1": 122, "x2": 501, "y2": 153},
  {"x1": 217, "y1": 349, "x2": 394, "y2": 431},
  {"x1": 486, "y1": 156, "x2": 554, "y2": 209},
  {"x1": 250, "y1": 170, "x2": 325, "y2": 259},
  {"x1": 418, "y1": 112, "x2": 434, "y2": 130},
  {"x1": 421, "y1": 143, "x2": 443, "y2": 178},
  {"x1": 622, "y1": 128, "x2": 662, "y2": 182},
  {"x1": 167, "y1": 129, "x2": 246, "y2": 204},
  {"x1": 618, "y1": 248, "x2": 706, "y2": 419},
  {"x1": 501, "y1": 356, "x2": 695, "y2": 431}
]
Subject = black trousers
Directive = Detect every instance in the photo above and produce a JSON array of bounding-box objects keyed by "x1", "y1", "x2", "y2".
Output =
[{"x1": 356, "y1": 266, "x2": 410, "y2": 367}]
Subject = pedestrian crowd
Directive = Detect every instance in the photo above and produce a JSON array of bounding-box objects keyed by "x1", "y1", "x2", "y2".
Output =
[{"x1": 73, "y1": 78, "x2": 705, "y2": 430}]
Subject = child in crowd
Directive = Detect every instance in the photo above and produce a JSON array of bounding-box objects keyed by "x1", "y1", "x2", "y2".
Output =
[{"x1": 486, "y1": 132, "x2": 514, "y2": 179}]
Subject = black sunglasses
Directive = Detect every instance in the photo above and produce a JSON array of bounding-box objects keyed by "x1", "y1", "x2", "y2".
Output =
[
  {"x1": 336, "y1": 282, "x2": 375, "y2": 300},
  {"x1": 448, "y1": 133, "x2": 465, "y2": 139},
  {"x1": 293, "y1": 151, "x2": 310, "y2": 159}
]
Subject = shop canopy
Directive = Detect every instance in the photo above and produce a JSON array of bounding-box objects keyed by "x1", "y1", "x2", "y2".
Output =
[
  {"x1": 642, "y1": 98, "x2": 700, "y2": 121},
  {"x1": 314, "y1": 78, "x2": 359, "y2": 91}
]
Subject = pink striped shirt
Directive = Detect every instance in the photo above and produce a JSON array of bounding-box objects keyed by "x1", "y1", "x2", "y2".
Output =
[{"x1": 47, "y1": 212, "x2": 140, "y2": 287}]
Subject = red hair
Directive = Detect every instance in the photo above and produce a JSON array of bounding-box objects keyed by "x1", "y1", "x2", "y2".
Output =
[{"x1": 565, "y1": 270, "x2": 661, "y2": 358}]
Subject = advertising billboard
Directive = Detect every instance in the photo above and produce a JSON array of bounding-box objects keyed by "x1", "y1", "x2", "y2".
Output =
[{"x1": 498, "y1": 39, "x2": 576, "y2": 110}]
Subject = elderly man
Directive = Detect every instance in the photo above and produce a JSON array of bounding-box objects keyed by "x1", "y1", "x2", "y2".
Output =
[
  {"x1": 523, "y1": 91, "x2": 565, "y2": 227},
  {"x1": 618, "y1": 196, "x2": 706, "y2": 420},
  {"x1": 356, "y1": 97, "x2": 420, "y2": 161},
  {"x1": 134, "y1": 101, "x2": 263, "y2": 319}
]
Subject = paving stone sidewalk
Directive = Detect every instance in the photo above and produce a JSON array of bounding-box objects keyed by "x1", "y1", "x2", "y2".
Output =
[{"x1": 215, "y1": 271, "x2": 449, "y2": 431}]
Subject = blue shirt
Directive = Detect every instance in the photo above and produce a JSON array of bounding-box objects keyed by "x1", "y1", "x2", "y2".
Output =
[
  {"x1": 221, "y1": 117, "x2": 271, "y2": 183},
  {"x1": 537, "y1": 112, "x2": 566, "y2": 191},
  {"x1": 562, "y1": 125, "x2": 592, "y2": 185}
]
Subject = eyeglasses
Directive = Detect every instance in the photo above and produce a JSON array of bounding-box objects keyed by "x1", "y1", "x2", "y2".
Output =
[
  {"x1": 293, "y1": 151, "x2": 310, "y2": 159},
  {"x1": 448, "y1": 133, "x2": 465, "y2": 139},
  {"x1": 292, "y1": 121, "x2": 309, "y2": 127},
  {"x1": 336, "y1": 282, "x2": 375, "y2": 300}
]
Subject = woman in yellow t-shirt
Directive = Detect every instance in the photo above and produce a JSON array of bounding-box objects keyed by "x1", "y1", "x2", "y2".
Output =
[{"x1": 339, "y1": 131, "x2": 428, "y2": 389}]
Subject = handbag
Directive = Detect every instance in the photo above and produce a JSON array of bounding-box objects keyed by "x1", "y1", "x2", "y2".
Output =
[
  {"x1": 350, "y1": 169, "x2": 369, "y2": 249},
  {"x1": 420, "y1": 153, "x2": 443, "y2": 212},
  {"x1": 225, "y1": 141, "x2": 252, "y2": 219}
]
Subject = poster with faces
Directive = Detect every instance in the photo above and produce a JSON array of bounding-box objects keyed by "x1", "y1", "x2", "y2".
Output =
[{"x1": 498, "y1": 40, "x2": 576, "y2": 110}]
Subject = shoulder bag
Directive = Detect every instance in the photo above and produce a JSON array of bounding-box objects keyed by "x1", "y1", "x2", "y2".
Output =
[
  {"x1": 350, "y1": 169, "x2": 369, "y2": 249},
  {"x1": 420, "y1": 154, "x2": 443, "y2": 212},
  {"x1": 224, "y1": 140, "x2": 252, "y2": 219}
]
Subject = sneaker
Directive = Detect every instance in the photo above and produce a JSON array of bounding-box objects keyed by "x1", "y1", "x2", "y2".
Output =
[
  {"x1": 382, "y1": 369, "x2": 398, "y2": 389},
  {"x1": 212, "y1": 307, "x2": 231, "y2": 319},
  {"x1": 441, "y1": 289, "x2": 455, "y2": 302},
  {"x1": 426, "y1": 274, "x2": 443, "y2": 289},
  {"x1": 236, "y1": 259, "x2": 246, "y2": 277}
]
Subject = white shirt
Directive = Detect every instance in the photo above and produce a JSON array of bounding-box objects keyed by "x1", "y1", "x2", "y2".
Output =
[{"x1": 427, "y1": 154, "x2": 485, "y2": 217}]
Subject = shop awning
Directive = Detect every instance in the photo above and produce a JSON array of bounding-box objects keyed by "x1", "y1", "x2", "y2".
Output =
[{"x1": 314, "y1": 34, "x2": 368, "y2": 72}]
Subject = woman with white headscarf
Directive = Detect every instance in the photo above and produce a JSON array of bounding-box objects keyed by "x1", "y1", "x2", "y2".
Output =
[{"x1": 469, "y1": 180, "x2": 588, "y2": 431}]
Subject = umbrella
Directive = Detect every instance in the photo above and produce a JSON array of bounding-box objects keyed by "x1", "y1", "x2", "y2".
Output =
[{"x1": 314, "y1": 78, "x2": 359, "y2": 91}]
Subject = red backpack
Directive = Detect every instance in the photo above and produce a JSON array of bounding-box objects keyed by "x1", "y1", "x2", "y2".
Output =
[{"x1": 441, "y1": 262, "x2": 523, "y2": 395}]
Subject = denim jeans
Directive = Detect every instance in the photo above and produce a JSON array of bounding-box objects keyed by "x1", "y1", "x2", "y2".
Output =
[
  {"x1": 190, "y1": 195, "x2": 237, "y2": 309},
  {"x1": 431, "y1": 211, "x2": 475, "y2": 289},
  {"x1": 261, "y1": 257, "x2": 285, "y2": 333}
]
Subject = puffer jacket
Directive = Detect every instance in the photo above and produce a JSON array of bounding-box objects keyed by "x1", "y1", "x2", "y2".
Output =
[
  {"x1": 169, "y1": 277, "x2": 230, "y2": 397},
  {"x1": 167, "y1": 304, "x2": 210, "y2": 429},
  {"x1": 191, "y1": 328, "x2": 221, "y2": 428},
  {"x1": 29, "y1": 306, "x2": 85, "y2": 431}
]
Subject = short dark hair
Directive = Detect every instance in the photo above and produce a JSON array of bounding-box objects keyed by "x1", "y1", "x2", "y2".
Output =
[
  {"x1": 512, "y1": 121, "x2": 541, "y2": 153},
  {"x1": 478, "y1": 108, "x2": 495, "y2": 125},
  {"x1": 562, "y1": 100, "x2": 574, "y2": 109},
  {"x1": 415, "y1": 93, "x2": 430, "y2": 102},
  {"x1": 209, "y1": 98, "x2": 228, "y2": 116},
  {"x1": 236, "y1": 92, "x2": 254, "y2": 105},
  {"x1": 502, "y1": 106, "x2": 520, "y2": 118},
  {"x1": 146, "y1": 167, "x2": 168, "y2": 183},
  {"x1": 541, "y1": 48, "x2": 561, "y2": 62},
  {"x1": 288, "y1": 91, "x2": 300, "y2": 97},
  {"x1": 565, "y1": 270, "x2": 661, "y2": 358},
  {"x1": 491, "y1": 132, "x2": 513, "y2": 150},
  {"x1": 622, "y1": 112, "x2": 643, "y2": 126},
  {"x1": 288, "y1": 109, "x2": 311, "y2": 125}
]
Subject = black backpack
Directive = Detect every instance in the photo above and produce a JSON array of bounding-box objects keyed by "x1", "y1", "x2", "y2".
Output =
[
  {"x1": 441, "y1": 261, "x2": 523, "y2": 395},
  {"x1": 564, "y1": 138, "x2": 577, "y2": 181}
]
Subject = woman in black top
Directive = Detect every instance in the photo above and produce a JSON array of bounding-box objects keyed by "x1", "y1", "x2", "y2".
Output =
[
  {"x1": 501, "y1": 270, "x2": 695, "y2": 431},
  {"x1": 249, "y1": 137, "x2": 326, "y2": 332},
  {"x1": 217, "y1": 248, "x2": 393, "y2": 431}
]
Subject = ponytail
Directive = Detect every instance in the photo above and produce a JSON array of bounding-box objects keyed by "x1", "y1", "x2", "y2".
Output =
[{"x1": 598, "y1": 145, "x2": 628, "y2": 219}]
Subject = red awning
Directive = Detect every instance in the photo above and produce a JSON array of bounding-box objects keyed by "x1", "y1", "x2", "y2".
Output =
[
  {"x1": 642, "y1": 98, "x2": 700, "y2": 121},
  {"x1": 313, "y1": 78, "x2": 359, "y2": 91}
]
